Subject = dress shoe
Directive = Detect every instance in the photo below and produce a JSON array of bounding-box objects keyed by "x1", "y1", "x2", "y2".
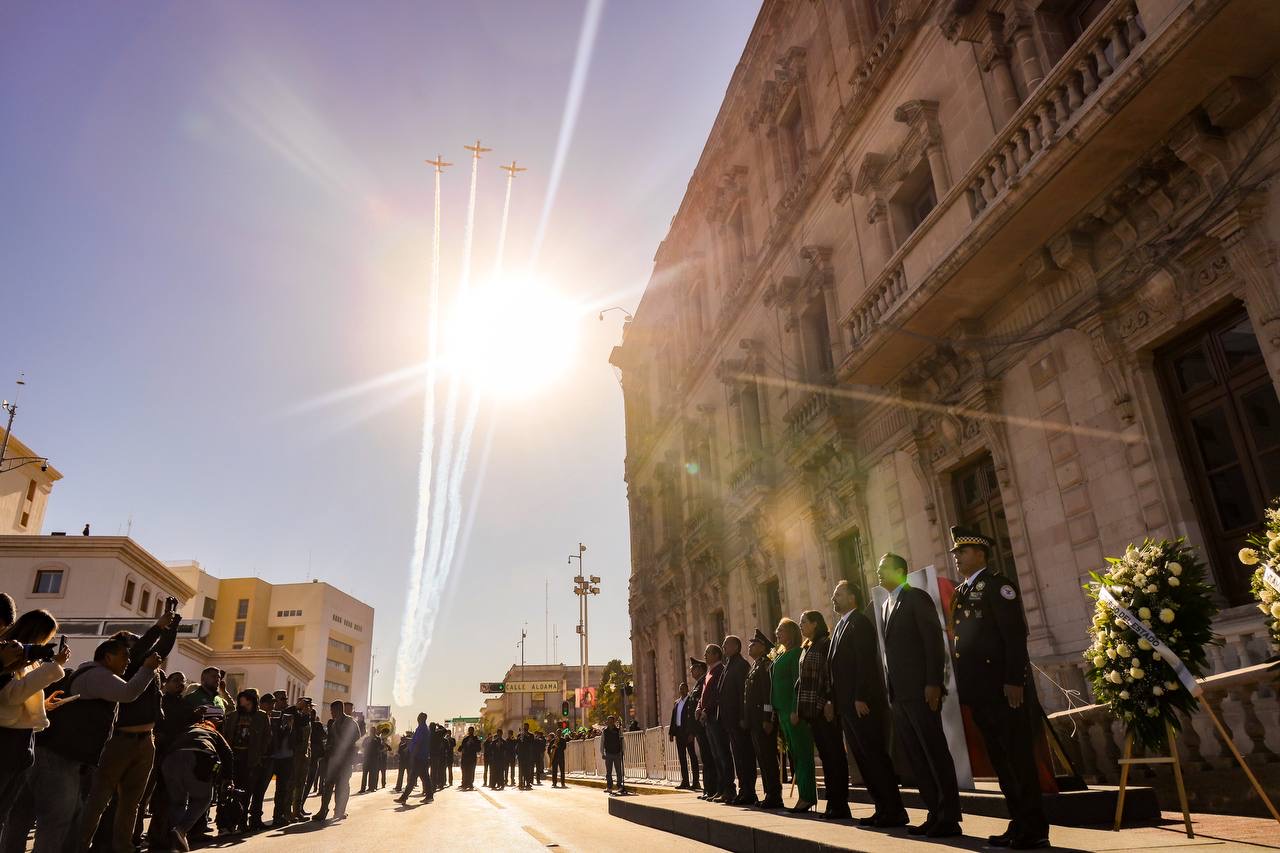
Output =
[
  {"x1": 926, "y1": 821, "x2": 963, "y2": 838},
  {"x1": 732, "y1": 795, "x2": 758, "y2": 806},
  {"x1": 675, "y1": 784, "x2": 690, "y2": 790},
  {"x1": 1010, "y1": 837, "x2": 1050, "y2": 850},
  {"x1": 395, "y1": 795, "x2": 408, "y2": 804},
  {"x1": 758, "y1": 798, "x2": 785, "y2": 809},
  {"x1": 988, "y1": 832, "x2": 1014, "y2": 847},
  {"x1": 787, "y1": 800, "x2": 814, "y2": 814},
  {"x1": 312, "y1": 812, "x2": 328, "y2": 822},
  {"x1": 907, "y1": 821, "x2": 933, "y2": 836},
  {"x1": 707, "y1": 793, "x2": 724, "y2": 803},
  {"x1": 821, "y1": 810, "x2": 852, "y2": 821}
]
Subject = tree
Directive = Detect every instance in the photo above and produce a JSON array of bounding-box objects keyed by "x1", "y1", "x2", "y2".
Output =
[{"x1": 590, "y1": 658, "x2": 632, "y2": 725}]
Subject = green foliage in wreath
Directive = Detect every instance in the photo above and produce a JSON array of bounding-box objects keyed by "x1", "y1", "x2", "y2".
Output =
[
  {"x1": 1083, "y1": 538, "x2": 1218, "y2": 750},
  {"x1": 1239, "y1": 498, "x2": 1280, "y2": 651}
]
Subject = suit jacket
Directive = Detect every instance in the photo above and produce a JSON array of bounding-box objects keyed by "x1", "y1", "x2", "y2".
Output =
[
  {"x1": 828, "y1": 608, "x2": 889, "y2": 715},
  {"x1": 742, "y1": 656, "x2": 775, "y2": 730},
  {"x1": 882, "y1": 585, "x2": 946, "y2": 703},
  {"x1": 669, "y1": 695, "x2": 695, "y2": 735},
  {"x1": 718, "y1": 653, "x2": 749, "y2": 726},
  {"x1": 685, "y1": 679, "x2": 706, "y2": 737},
  {"x1": 950, "y1": 569, "x2": 1030, "y2": 705}
]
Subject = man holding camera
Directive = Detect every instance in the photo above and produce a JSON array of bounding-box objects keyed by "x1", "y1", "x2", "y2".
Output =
[{"x1": 79, "y1": 604, "x2": 181, "y2": 852}]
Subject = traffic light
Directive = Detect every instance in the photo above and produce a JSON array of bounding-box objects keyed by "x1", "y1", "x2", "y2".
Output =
[{"x1": 561, "y1": 700, "x2": 570, "y2": 717}]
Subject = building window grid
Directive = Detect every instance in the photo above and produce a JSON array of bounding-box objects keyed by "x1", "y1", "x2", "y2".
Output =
[
  {"x1": 140, "y1": 588, "x2": 151, "y2": 614},
  {"x1": 328, "y1": 637, "x2": 354, "y2": 654},
  {"x1": 32, "y1": 569, "x2": 63, "y2": 595},
  {"x1": 324, "y1": 680, "x2": 350, "y2": 694},
  {"x1": 123, "y1": 578, "x2": 136, "y2": 606}
]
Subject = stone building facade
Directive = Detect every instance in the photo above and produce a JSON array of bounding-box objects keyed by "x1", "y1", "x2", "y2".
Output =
[{"x1": 612, "y1": 0, "x2": 1280, "y2": 728}]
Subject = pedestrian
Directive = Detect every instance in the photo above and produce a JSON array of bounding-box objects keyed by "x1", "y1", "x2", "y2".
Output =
[
  {"x1": 796, "y1": 610, "x2": 851, "y2": 821},
  {"x1": 687, "y1": 658, "x2": 714, "y2": 798},
  {"x1": 599, "y1": 716, "x2": 626, "y2": 795},
  {"x1": 243, "y1": 691, "x2": 276, "y2": 831},
  {"x1": 446, "y1": 730, "x2": 457, "y2": 787},
  {"x1": 695, "y1": 645, "x2": 735, "y2": 803},
  {"x1": 504, "y1": 730, "x2": 518, "y2": 787},
  {"x1": 396, "y1": 713, "x2": 432, "y2": 804},
  {"x1": 359, "y1": 728, "x2": 379, "y2": 793},
  {"x1": 668, "y1": 681, "x2": 697, "y2": 789},
  {"x1": 306, "y1": 709, "x2": 327, "y2": 798},
  {"x1": 771, "y1": 618, "x2": 815, "y2": 813},
  {"x1": 394, "y1": 733, "x2": 410, "y2": 792},
  {"x1": 314, "y1": 700, "x2": 359, "y2": 822},
  {"x1": 878, "y1": 553, "x2": 962, "y2": 838},
  {"x1": 220, "y1": 689, "x2": 270, "y2": 832},
  {"x1": 79, "y1": 607, "x2": 182, "y2": 853},
  {"x1": 517, "y1": 723, "x2": 537, "y2": 789},
  {"x1": 719, "y1": 636, "x2": 754, "y2": 806},
  {"x1": 482, "y1": 734, "x2": 493, "y2": 788},
  {"x1": 534, "y1": 730, "x2": 545, "y2": 785},
  {"x1": 458, "y1": 727, "x2": 481, "y2": 790},
  {"x1": 161, "y1": 709, "x2": 233, "y2": 852},
  {"x1": 286, "y1": 699, "x2": 313, "y2": 820},
  {"x1": 547, "y1": 731, "x2": 566, "y2": 788},
  {"x1": 743, "y1": 628, "x2": 783, "y2": 809},
  {"x1": 266, "y1": 696, "x2": 297, "y2": 827},
  {"x1": 143, "y1": 671, "x2": 195, "y2": 845},
  {"x1": 949, "y1": 526, "x2": 1050, "y2": 850},
  {"x1": 827, "y1": 579, "x2": 909, "y2": 829}
]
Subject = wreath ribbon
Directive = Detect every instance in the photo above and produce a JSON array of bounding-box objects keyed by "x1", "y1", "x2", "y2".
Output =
[
  {"x1": 1262, "y1": 564, "x2": 1280, "y2": 595},
  {"x1": 1097, "y1": 586, "x2": 1202, "y2": 698}
]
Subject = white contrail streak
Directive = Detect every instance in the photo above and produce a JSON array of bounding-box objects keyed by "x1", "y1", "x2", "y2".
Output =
[
  {"x1": 530, "y1": 0, "x2": 605, "y2": 267},
  {"x1": 494, "y1": 170, "x2": 515, "y2": 277},
  {"x1": 394, "y1": 161, "x2": 446, "y2": 705}
]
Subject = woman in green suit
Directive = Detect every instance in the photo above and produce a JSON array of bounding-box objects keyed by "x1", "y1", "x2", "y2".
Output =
[{"x1": 771, "y1": 617, "x2": 816, "y2": 811}]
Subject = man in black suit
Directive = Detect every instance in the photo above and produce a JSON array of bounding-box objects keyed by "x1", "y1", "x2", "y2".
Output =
[
  {"x1": 949, "y1": 526, "x2": 1049, "y2": 850},
  {"x1": 718, "y1": 636, "x2": 755, "y2": 806},
  {"x1": 742, "y1": 629, "x2": 783, "y2": 809},
  {"x1": 827, "y1": 579, "x2": 909, "y2": 829},
  {"x1": 668, "y1": 681, "x2": 699, "y2": 789},
  {"x1": 878, "y1": 553, "x2": 962, "y2": 838},
  {"x1": 687, "y1": 658, "x2": 716, "y2": 798}
]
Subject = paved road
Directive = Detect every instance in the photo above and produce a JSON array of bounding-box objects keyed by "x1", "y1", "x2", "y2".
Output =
[{"x1": 202, "y1": 777, "x2": 714, "y2": 853}]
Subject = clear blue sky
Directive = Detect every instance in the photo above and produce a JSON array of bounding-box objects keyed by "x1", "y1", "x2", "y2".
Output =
[{"x1": 0, "y1": 1, "x2": 759, "y2": 721}]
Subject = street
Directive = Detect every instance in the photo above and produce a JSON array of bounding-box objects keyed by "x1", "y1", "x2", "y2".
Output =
[{"x1": 208, "y1": 776, "x2": 714, "y2": 853}]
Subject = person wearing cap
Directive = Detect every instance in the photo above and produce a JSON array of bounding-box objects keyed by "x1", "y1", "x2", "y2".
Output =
[
  {"x1": 827, "y1": 579, "x2": 908, "y2": 829},
  {"x1": 949, "y1": 526, "x2": 1048, "y2": 850},
  {"x1": 286, "y1": 698, "x2": 313, "y2": 820},
  {"x1": 742, "y1": 629, "x2": 782, "y2": 809},
  {"x1": 685, "y1": 658, "x2": 712, "y2": 797},
  {"x1": 878, "y1": 553, "x2": 961, "y2": 838},
  {"x1": 667, "y1": 680, "x2": 697, "y2": 790}
]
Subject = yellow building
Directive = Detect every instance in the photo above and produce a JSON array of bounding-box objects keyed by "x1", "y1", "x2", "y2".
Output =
[
  {"x1": 0, "y1": 431, "x2": 62, "y2": 535},
  {"x1": 168, "y1": 563, "x2": 375, "y2": 710}
]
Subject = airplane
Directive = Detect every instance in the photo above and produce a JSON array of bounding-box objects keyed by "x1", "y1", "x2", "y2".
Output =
[
  {"x1": 500, "y1": 160, "x2": 527, "y2": 178},
  {"x1": 464, "y1": 139, "x2": 492, "y2": 158},
  {"x1": 425, "y1": 155, "x2": 452, "y2": 173}
]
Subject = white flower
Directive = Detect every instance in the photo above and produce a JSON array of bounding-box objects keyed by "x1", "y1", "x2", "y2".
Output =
[
  {"x1": 1141, "y1": 619, "x2": 1153, "y2": 628},
  {"x1": 1126, "y1": 545, "x2": 1138, "y2": 560},
  {"x1": 1119, "y1": 690, "x2": 1130, "y2": 700},
  {"x1": 1159, "y1": 608, "x2": 1175, "y2": 624},
  {"x1": 1093, "y1": 655, "x2": 1106, "y2": 667},
  {"x1": 1269, "y1": 537, "x2": 1280, "y2": 555},
  {"x1": 1130, "y1": 657, "x2": 1140, "y2": 667},
  {"x1": 1165, "y1": 681, "x2": 1178, "y2": 691},
  {"x1": 1138, "y1": 607, "x2": 1152, "y2": 620},
  {"x1": 1168, "y1": 577, "x2": 1181, "y2": 587},
  {"x1": 1107, "y1": 670, "x2": 1124, "y2": 684},
  {"x1": 1146, "y1": 584, "x2": 1159, "y2": 593},
  {"x1": 1240, "y1": 548, "x2": 1261, "y2": 566},
  {"x1": 1146, "y1": 707, "x2": 1160, "y2": 717},
  {"x1": 1168, "y1": 561, "x2": 1183, "y2": 576},
  {"x1": 1271, "y1": 602, "x2": 1280, "y2": 620},
  {"x1": 1117, "y1": 644, "x2": 1132, "y2": 657},
  {"x1": 1106, "y1": 648, "x2": 1117, "y2": 659},
  {"x1": 1152, "y1": 686, "x2": 1164, "y2": 696},
  {"x1": 1130, "y1": 667, "x2": 1145, "y2": 679},
  {"x1": 1137, "y1": 638, "x2": 1152, "y2": 651}
]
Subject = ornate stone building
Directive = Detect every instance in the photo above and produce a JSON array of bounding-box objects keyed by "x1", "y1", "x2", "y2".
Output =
[{"x1": 612, "y1": 0, "x2": 1280, "y2": 728}]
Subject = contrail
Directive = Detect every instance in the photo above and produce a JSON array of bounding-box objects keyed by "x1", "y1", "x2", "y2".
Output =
[
  {"x1": 394, "y1": 155, "x2": 450, "y2": 705},
  {"x1": 494, "y1": 161, "x2": 525, "y2": 277},
  {"x1": 530, "y1": 0, "x2": 605, "y2": 267}
]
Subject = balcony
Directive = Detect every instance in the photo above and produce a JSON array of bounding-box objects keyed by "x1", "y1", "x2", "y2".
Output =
[
  {"x1": 783, "y1": 386, "x2": 856, "y2": 468},
  {"x1": 728, "y1": 451, "x2": 774, "y2": 510},
  {"x1": 837, "y1": 0, "x2": 1278, "y2": 386}
]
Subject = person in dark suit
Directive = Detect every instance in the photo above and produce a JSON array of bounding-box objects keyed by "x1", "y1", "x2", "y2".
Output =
[
  {"x1": 718, "y1": 636, "x2": 754, "y2": 805},
  {"x1": 796, "y1": 610, "x2": 850, "y2": 820},
  {"x1": 878, "y1": 553, "x2": 961, "y2": 838},
  {"x1": 687, "y1": 658, "x2": 715, "y2": 798},
  {"x1": 949, "y1": 526, "x2": 1049, "y2": 850},
  {"x1": 695, "y1": 645, "x2": 735, "y2": 802},
  {"x1": 668, "y1": 681, "x2": 699, "y2": 789},
  {"x1": 742, "y1": 629, "x2": 783, "y2": 809},
  {"x1": 827, "y1": 579, "x2": 909, "y2": 828}
]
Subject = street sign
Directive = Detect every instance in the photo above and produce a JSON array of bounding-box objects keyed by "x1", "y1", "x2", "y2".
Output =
[
  {"x1": 504, "y1": 680, "x2": 561, "y2": 694},
  {"x1": 479, "y1": 682, "x2": 506, "y2": 693},
  {"x1": 366, "y1": 705, "x2": 391, "y2": 722}
]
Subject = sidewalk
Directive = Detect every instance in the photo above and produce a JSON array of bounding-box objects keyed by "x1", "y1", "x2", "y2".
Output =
[{"x1": 607, "y1": 790, "x2": 1280, "y2": 852}]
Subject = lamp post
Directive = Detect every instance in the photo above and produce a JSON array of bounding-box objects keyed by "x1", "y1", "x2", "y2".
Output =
[
  {"x1": 0, "y1": 374, "x2": 50, "y2": 476},
  {"x1": 568, "y1": 543, "x2": 599, "y2": 729}
]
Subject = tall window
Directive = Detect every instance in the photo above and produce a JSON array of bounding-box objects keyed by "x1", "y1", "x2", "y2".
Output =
[
  {"x1": 236, "y1": 599, "x2": 249, "y2": 619},
  {"x1": 1157, "y1": 307, "x2": 1279, "y2": 605},
  {"x1": 140, "y1": 588, "x2": 151, "y2": 613},
  {"x1": 761, "y1": 579, "x2": 782, "y2": 639},
  {"x1": 952, "y1": 454, "x2": 1018, "y2": 582},
  {"x1": 32, "y1": 569, "x2": 63, "y2": 595},
  {"x1": 781, "y1": 100, "x2": 806, "y2": 179},
  {"x1": 233, "y1": 621, "x2": 246, "y2": 644},
  {"x1": 202, "y1": 597, "x2": 217, "y2": 619},
  {"x1": 741, "y1": 382, "x2": 764, "y2": 452},
  {"x1": 801, "y1": 300, "x2": 835, "y2": 381},
  {"x1": 674, "y1": 633, "x2": 687, "y2": 682},
  {"x1": 836, "y1": 530, "x2": 868, "y2": 607},
  {"x1": 123, "y1": 579, "x2": 136, "y2": 606},
  {"x1": 712, "y1": 609, "x2": 727, "y2": 643},
  {"x1": 892, "y1": 159, "x2": 937, "y2": 241}
]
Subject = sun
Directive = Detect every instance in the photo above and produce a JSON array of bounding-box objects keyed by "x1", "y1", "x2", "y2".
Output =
[{"x1": 445, "y1": 275, "x2": 580, "y2": 398}]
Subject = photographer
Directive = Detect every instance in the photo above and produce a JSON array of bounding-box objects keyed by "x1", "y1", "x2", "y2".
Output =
[
  {"x1": 28, "y1": 636, "x2": 160, "y2": 853},
  {"x1": 162, "y1": 709, "x2": 233, "y2": 852},
  {"x1": 0, "y1": 610, "x2": 71, "y2": 833},
  {"x1": 144, "y1": 671, "x2": 193, "y2": 848},
  {"x1": 79, "y1": 602, "x2": 181, "y2": 852},
  {"x1": 221, "y1": 689, "x2": 269, "y2": 829},
  {"x1": 183, "y1": 667, "x2": 231, "y2": 716},
  {"x1": 266, "y1": 694, "x2": 297, "y2": 826}
]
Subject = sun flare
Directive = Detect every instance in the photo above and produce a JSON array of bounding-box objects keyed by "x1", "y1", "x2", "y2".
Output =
[{"x1": 445, "y1": 275, "x2": 579, "y2": 398}]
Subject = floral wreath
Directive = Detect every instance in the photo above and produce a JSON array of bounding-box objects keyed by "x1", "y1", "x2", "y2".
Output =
[
  {"x1": 1238, "y1": 498, "x2": 1280, "y2": 651},
  {"x1": 1084, "y1": 538, "x2": 1218, "y2": 750}
]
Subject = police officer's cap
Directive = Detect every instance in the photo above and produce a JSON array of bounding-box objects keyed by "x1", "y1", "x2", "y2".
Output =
[
  {"x1": 749, "y1": 628, "x2": 773, "y2": 651},
  {"x1": 688, "y1": 657, "x2": 706, "y2": 668},
  {"x1": 949, "y1": 525, "x2": 994, "y2": 553}
]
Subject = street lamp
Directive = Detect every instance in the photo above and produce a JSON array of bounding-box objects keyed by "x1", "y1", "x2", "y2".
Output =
[
  {"x1": 0, "y1": 374, "x2": 50, "y2": 476},
  {"x1": 568, "y1": 543, "x2": 599, "y2": 729}
]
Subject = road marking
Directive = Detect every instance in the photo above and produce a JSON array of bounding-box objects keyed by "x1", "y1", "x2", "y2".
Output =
[
  {"x1": 478, "y1": 790, "x2": 505, "y2": 810},
  {"x1": 522, "y1": 825, "x2": 558, "y2": 847}
]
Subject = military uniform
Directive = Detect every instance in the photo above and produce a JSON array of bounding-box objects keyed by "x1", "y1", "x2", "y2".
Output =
[
  {"x1": 742, "y1": 629, "x2": 783, "y2": 808},
  {"x1": 948, "y1": 526, "x2": 1048, "y2": 849}
]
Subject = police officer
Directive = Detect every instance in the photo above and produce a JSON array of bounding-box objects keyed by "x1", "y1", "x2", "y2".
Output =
[
  {"x1": 948, "y1": 526, "x2": 1049, "y2": 850},
  {"x1": 742, "y1": 629, "x2": 783, "y2": 809}
]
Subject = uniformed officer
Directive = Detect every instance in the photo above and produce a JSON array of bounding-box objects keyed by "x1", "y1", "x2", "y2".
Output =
[
  {"x1": 948, "y1": 525, "x2": 1049, "y2": 850},
  {"x1": 742, "y1": 629, "x2": 783, "y2": 809}
]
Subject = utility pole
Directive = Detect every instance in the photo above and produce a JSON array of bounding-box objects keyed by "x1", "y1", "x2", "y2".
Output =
[
  {"x1": 0, "y1": 374, "x2": 25, "y2": 473},
  {"x1": 569, "y1": 543, "x2": 599, "y2": 729}
]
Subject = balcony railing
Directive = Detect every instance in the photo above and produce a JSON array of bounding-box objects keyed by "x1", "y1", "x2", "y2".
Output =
[{"x1": 728, "y1": 452, "x2": 772, "y2": 496}]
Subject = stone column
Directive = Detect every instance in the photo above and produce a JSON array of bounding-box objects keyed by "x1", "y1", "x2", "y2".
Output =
[
  {"x1": 1208, "y1": 197, "x2": 1280, "y2": 385},
  {"x1": 868, "y1": 199, "x2": 895, "y2": 265},
  {"x1": 981, "y1": 15, "x2": 1022, "y2": 129},
  {"x1": 926, "y1": 144, "x2": 951, "y2": 198},
  {"x1": 1009, "y1": 16, "x2": 1046, "y2": 93}
]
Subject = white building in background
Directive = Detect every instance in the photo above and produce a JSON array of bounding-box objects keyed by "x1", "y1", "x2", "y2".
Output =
[{"x1": 0, "y1": 431, "x2": 61, "y2": 535}]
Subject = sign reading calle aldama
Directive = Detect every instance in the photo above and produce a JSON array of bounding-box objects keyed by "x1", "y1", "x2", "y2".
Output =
[{"x1": 480, "y1": 680, "x2": 562, "y2": 694}]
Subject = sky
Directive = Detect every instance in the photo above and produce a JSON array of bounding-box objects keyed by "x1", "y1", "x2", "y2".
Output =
[{"x1": 0, "y1": 1, "x2": 760, "y2": 721}]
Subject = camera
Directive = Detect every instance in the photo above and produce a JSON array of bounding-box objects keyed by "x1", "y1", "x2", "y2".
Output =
[{"x1": 23, "y1": 642, "x2": 58, "y2": 662}]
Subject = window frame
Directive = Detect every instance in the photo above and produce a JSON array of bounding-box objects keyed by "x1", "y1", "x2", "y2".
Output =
[{"x1": 30, "y1": 566, "x2": 66, "y2": 598}]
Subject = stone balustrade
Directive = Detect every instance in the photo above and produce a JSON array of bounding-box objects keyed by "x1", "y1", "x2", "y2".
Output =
[{"x1": 728, "y1": 452, "x2": 772, "y2": 496}]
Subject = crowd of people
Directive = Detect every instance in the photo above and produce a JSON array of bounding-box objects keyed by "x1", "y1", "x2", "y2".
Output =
[{"x1": 663, "y1": 526, "x2": 1051, "y2": 851}]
